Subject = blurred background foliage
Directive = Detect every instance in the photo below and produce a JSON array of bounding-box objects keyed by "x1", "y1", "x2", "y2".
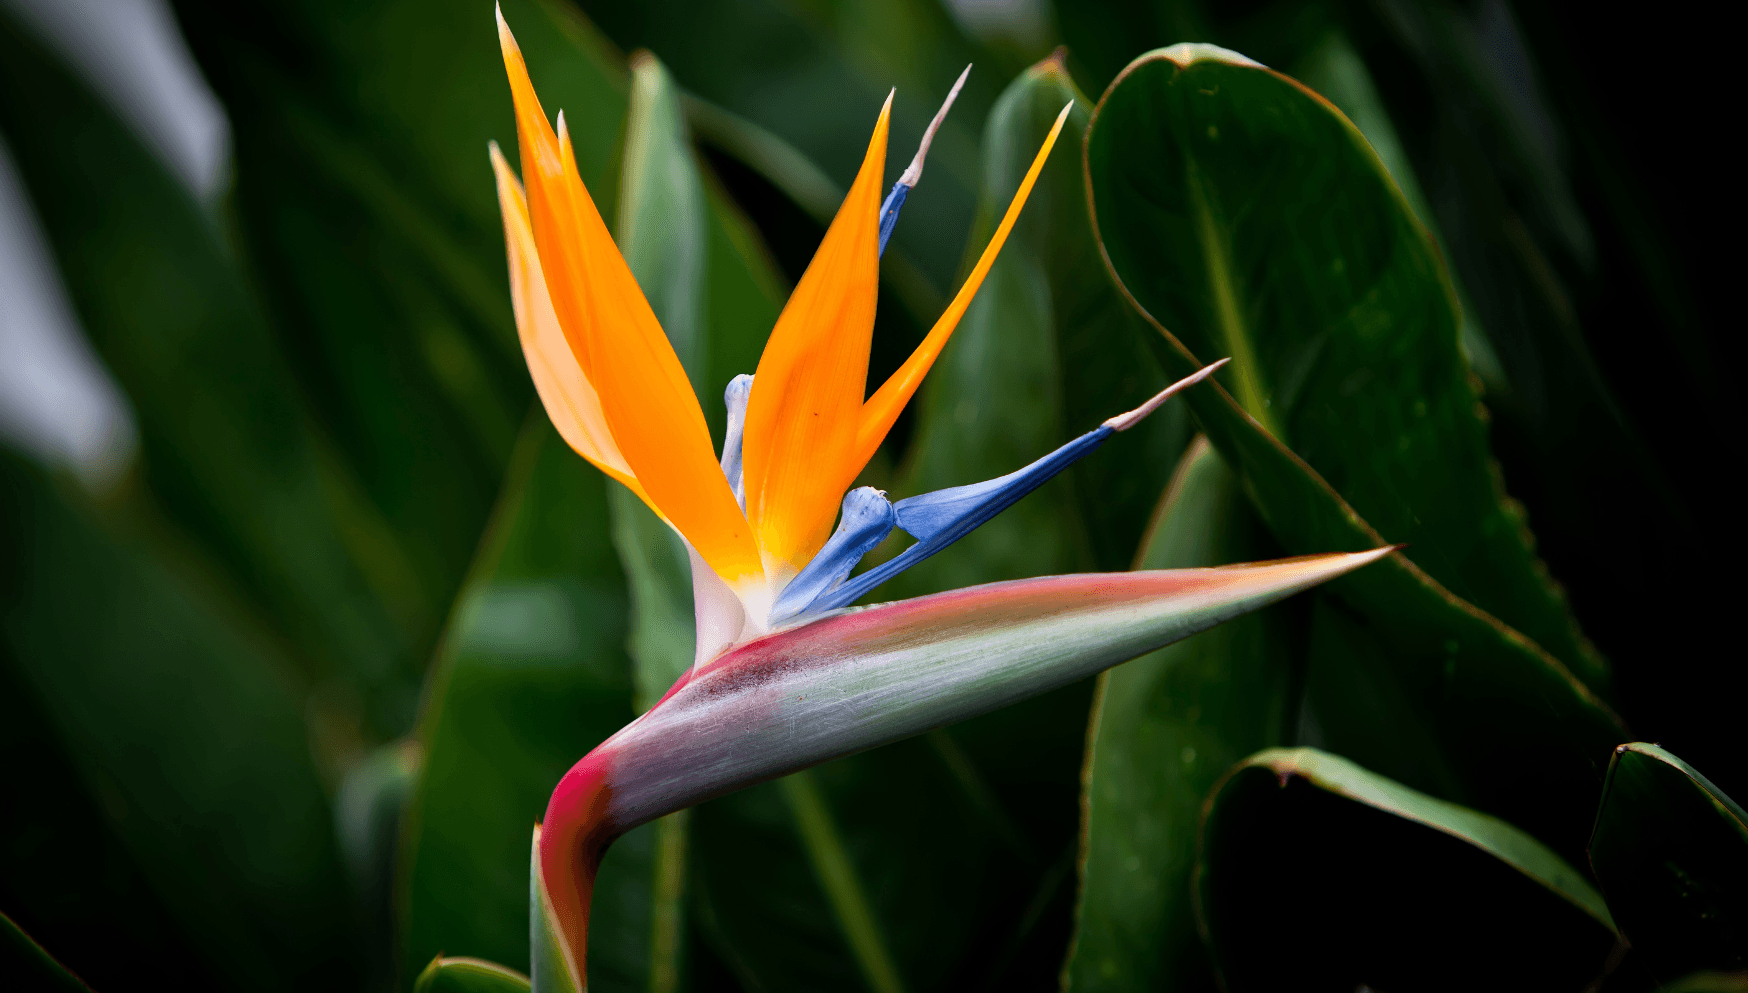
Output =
[{"x1": 0, "y1": 0, "x2": 1738, "y2": 990}]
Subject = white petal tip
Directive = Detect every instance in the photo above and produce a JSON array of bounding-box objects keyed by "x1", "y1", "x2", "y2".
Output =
[
  {"x1": 1104, "y1": 358, "x2": 1231, "y2": 431},
  {"x1": 897, "y1": 64, "x2": 972, "y2": 189}
]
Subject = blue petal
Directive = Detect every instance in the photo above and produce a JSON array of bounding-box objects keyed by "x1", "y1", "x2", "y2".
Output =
[
  {"x1": 719, "y1": 374, "x2": 754, "y2": 508},
  {"x1": 769, "y1": 487, "x2": 897, "y2": 624},
  {"x1": 878, "y1": 182, "x2": 909, "y2": 256},
  {"x1": 793, "y1": 425, "x2": 1115, "y2": 618}
]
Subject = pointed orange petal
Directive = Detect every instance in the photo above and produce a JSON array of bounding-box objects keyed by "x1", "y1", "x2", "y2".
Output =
[
  {"x1": 857, "y1": 104, "x2": 1071, "y2": 465},
  {"x1": 490, "y1": 143, "x2": 653, "y2": 505},
  {"x1": 741, "y1": 95, "x2": 891, "y2": 576},
  {"x1": 498, "y1": 11, "x2": 761, "y2": 585}
]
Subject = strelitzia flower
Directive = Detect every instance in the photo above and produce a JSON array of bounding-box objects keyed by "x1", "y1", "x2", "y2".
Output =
[{"x1": 489, "y1": 11, "x2": 1390, "y2": 991}]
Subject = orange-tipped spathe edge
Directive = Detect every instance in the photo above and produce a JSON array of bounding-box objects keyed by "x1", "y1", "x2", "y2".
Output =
[
  {"x1": 741, "y1": 94, "x2": 892, "y2": 575},
  {"x1": 855, "y1": 103, "x2": 1073, "y2": 463},
  {"x1": 498, "y1": 10, "x2": 762, "y2": 586}
]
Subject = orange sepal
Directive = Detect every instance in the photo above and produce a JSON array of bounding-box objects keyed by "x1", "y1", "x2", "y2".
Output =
[
  {"x1": 490, "y1": 142, "x2": 652, "y2": 505},
  {"x1": 740, "y1": 95, "x2": 892, "y2": 575},
  {"x1": 497, "y1": 10, "x2": 761, "y2": 585},
  {"x1": 856, "y1": 104, "x2": 1071, "y2": 465}
]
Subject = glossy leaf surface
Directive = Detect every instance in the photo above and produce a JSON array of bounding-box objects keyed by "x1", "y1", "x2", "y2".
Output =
[
  {"x1": 1084, "y1": 45, "x2": 1625, "y2": 862},
  {"x1": 1083, "y1": 44, "x2": 1600, "y2": 691},
  {"x1": 1196, "y1": 748, "x2": 1616, "y2": 991},
  {"x1": 0, "y1": 452, "x2": 359, "y2": 988},
  {"x1": 169, "y1": 0, "x2": 623, "y2": 632},
  {"x1": 1064, "y1": 437, "x2": 1288, "y2": 993},
  {"x1": 1, "y1": 1, "x2": 417, "y2": 737},
  {"x1": 1589, "y1": 743, "x2": 1748, "y2": 979},
  {"x1": 396, "y1": 421, "x2": 634, "y2": 980}
]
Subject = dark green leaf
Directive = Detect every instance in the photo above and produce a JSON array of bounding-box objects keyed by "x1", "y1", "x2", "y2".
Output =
[
  {"x1": 1589, "y1": 743, "x2": 1748, "y2": 979},
  {"x1": 1195, "y1": 747, "x2": 1617, "y2": 991},
  {"x1": 692, "y1": 737, "x2": 1059, "y2": 992},
  {"x1": 1084, "y1": 45, "x2": 1625, "y2": 861},
  {"x1": 395, "y1": 420, "x2": 635, "y2": 980},
  {"x1": 1288, "y1": 32, "x2": 1506, "y2": 391},
  {"x1": 0, "y1": 1, "x2": 418, "y2": 738},
  {"x1": 1064, "y1": 436, "x2": 1290, "y2": 993},
  {"x1": 416, "y1": 955, "x2": 533, "y2": 993},
  {"x1": 1, "y1": 910, "x2": 94, "y2": 993},
  {"x1": 165, "y1": 0, "x2": 651, "y2": 687},
  {"x1": 0, "y1": 451, "x2": 361, "y2": 988},
  {"x1": 0, "y1": 634, "x2": 229, "y2": 990},
  {"x1": 618, "y1": 51, "x2": 709, "y2": 390},
  {"x1": 1084, "y1": 44, "x2": 1599, "y2": 688}
]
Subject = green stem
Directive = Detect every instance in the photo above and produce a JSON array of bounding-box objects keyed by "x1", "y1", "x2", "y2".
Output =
[
  {"x1": 646, "y1": 811, "x2": 689, "y2": 993},
  {"x1": 779, "y1": 771, "x2": 907, "y2": 993}
]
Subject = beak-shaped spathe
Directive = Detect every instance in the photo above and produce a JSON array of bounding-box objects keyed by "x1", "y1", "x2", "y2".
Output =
[{"x1": 531, "y1": 546, "x2": 1396, "y2": 990}]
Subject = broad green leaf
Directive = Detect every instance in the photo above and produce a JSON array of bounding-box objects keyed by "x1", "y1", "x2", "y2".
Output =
[
  {"x1": 1084, "y1": 44, "x2": 1600, "y2": 690},
  {"x1": 1195, "y1": 747, "x2": 1616, "y2": 990},
  {"x1": 417, "y1": 955, "x2": 533, "y2": 993},
  {"x1": 1289, "y1": 32, "x2": 1505, "y2": 390},
  {"x1": 0, "y1": 1, "x2": 418, "y2": 739},
  {"x1": 0, "y1": 634, "x2": 226, "y2": 990},
  {"x1": 1, "y1": 910, "x2": 93, "y2": 992},
  {"x1": 618, "y1": 51, "x2": 709, "y2": 389},
  {"x1": 396, "y1": 420, "x2": 635, "y2": 980},
  {"x1": 166, "y1": 0, "x2": 650, "y2": 680},
  {"x1": 0, "y1": 450, "x2": 361, "y2": 988},
  {"x1": 1064, "y1": 436, "x2": 1291, "y2": 993},
  {"x1": 1084, "y1": 45, "x2": 1626, "y2": 860},
  {"x1": 990, "y1": 57, "x2": 1185, "y2": 573},
  {"x1": 1588, "y1": 743, "x2": 1748, "y2": 979}
]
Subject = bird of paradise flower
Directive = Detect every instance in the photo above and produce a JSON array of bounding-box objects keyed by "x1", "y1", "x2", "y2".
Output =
[{"x1": 485, "y1": 10, "x2": 1389, "y2": 990}]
